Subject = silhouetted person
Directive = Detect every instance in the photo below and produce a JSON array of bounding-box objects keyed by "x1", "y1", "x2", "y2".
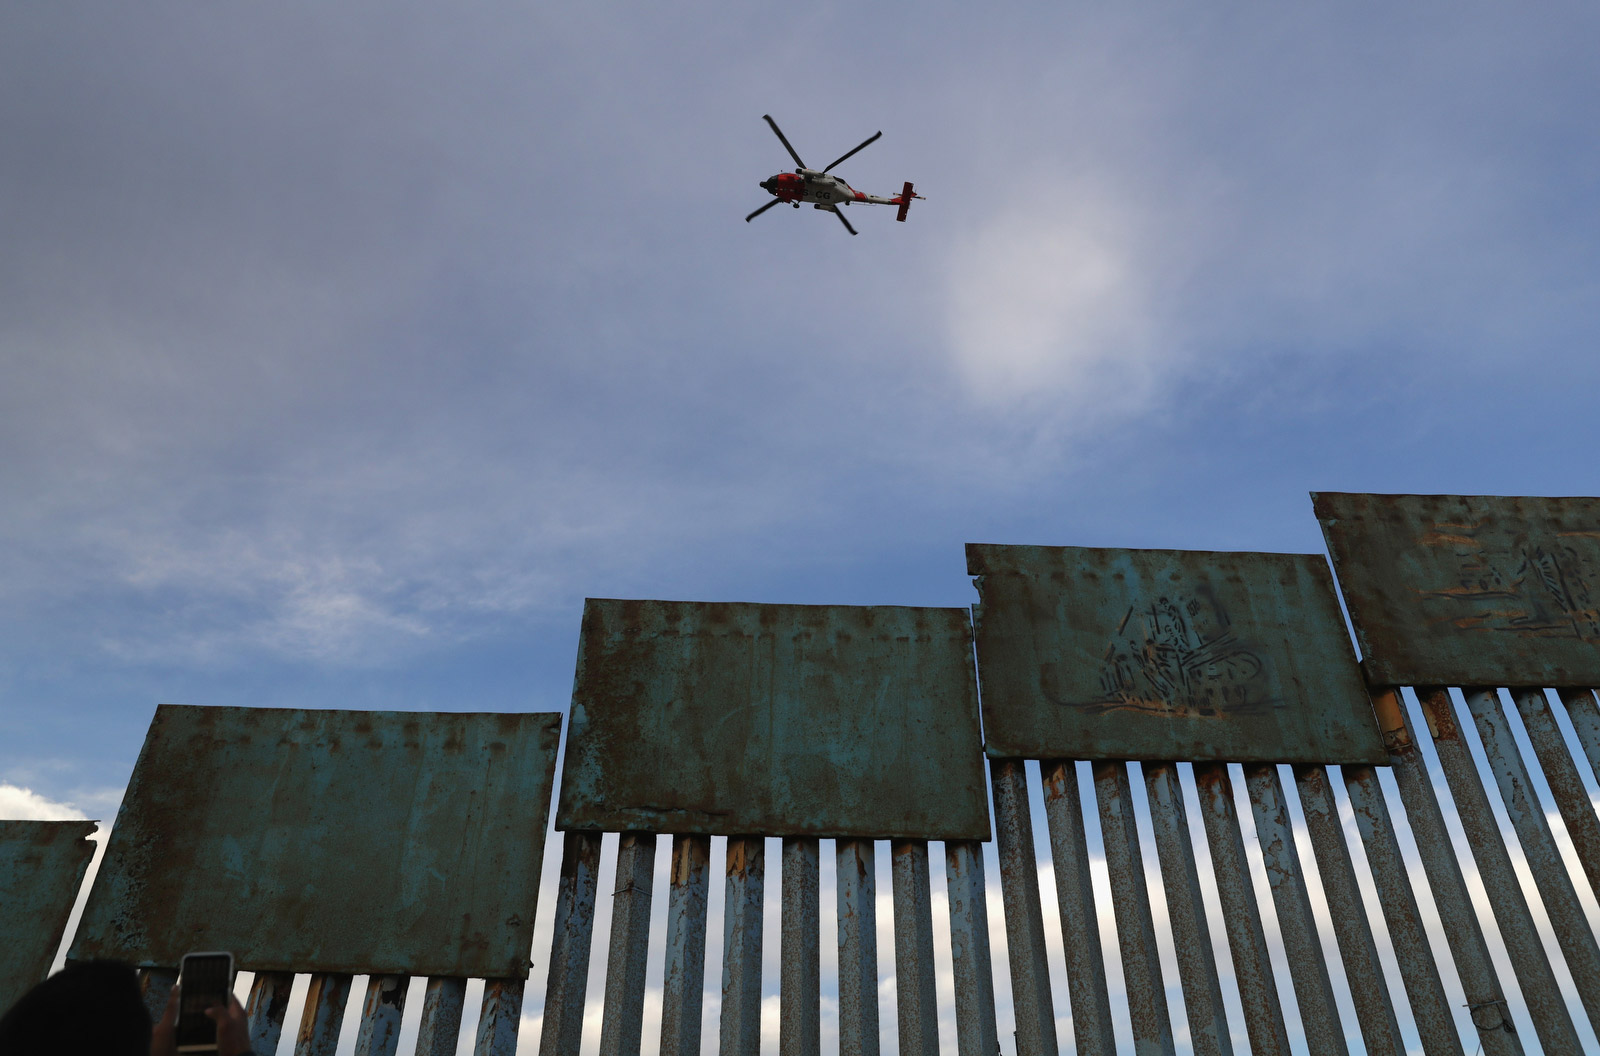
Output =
[{"x1": 0, "y1": 960, "x2": 150, "y2": 1055}]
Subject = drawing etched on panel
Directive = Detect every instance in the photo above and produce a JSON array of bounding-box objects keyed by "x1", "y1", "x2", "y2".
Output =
[{"x1": 1092, "y1": 590, "x2": 1268, "y2": 717}]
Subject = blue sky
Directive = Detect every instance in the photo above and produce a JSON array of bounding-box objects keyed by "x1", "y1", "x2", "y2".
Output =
[{"x1": 4, "y1": 4, "x2": 1600, "y2": 1050}]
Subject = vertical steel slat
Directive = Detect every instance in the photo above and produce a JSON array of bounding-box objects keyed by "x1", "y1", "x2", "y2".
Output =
[
  {"x1": 1560, "y1": 689, "x2": 1600, "y2": 783},
  {"x1": 1144, "y1": 761, "x2": 1233, "y2": 1056},
  {"x1": 294, "y1": 973, "x2": 353, "y2": 1056},
  {"x1": 836, "y1": 838, "x2": 880, "y2": 1056},
  {"x1": 415, "y1": 977, "x2": 468, "y2": 1056},
  {"x1": 1192, "y1": 763, "x2": 1293, "y2": 1056},
  {"x1": 539, "y1": 830, "x2": 604, "y2": 1056},
  {"x1": 140, "y1": 967, "x2": 178, "y2": 1029},
  {"x1": 1465, "y1": 688, "x2": 1600, "y2": 1032},
  {"x1": 891, "y1": 839, "x2": 940, "y2": 1056},
  {"x1": 1521, "y1": 690, "x2": 1600, "y2": 897},
  {"x1": 600, "y1": 832, "x2": 658, "y2": 1056},
  {"x1": 246, "y1": 971, "x2": 296, "y2": 1056},
  {"x1": 475, "y1": 980, "x2": 525, "y2": 1056},
  {"x1": 990, "y1": 758, "x2": 1059, "y2": 1056},
  {"x1": 781, "y1": 837, "x2": 820, "y2": 1056},
  {"x1": 1292, "y1": 765, "x2": 1405, "y2": 1054},
  {"x1": 944, "y1": 840, "x2": 1000, "y2": 1056},
  {"x1": 1093, "y1": 760, "x2": 1176, "y2": 1056},
  {"x1": 1417, "y1": 687, "x2": 1583, "y2": 1054},
  {"x1": 1242, "y1": 763, "x2": 1347, "y2": 1056},
  {"x1": 352, "y1": 975, "x2": 408, "y2": 1056},
  {"x1": 1371, "y1": 689, "x2": 1522, "y2": 1054},
  {"x1": 1039, "y1": 760, "x2": 1115, "y2": 1056},
  {"x1": 662, "y1": 834, "x2": 712, "y2": 1056},
  {"x1": 1342, "y1": 764, "x2": 1463, "y2": 1056},
  {"x1": 720, "y1": 836, "x2": 764, "y2": 1056}
]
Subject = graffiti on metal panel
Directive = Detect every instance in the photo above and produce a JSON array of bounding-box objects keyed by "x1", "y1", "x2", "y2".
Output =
[
  {"x1": 1423, "y1": 523, "x2": 1600, "y2": 640},
  {"x1": 1088, "y1": 590, "x2": 1271, "y2": 718}
]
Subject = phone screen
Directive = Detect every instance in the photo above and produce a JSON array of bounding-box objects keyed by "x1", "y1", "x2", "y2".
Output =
[{"x1": 176, "y1": 952, "x2": 234, "y2": 1051}]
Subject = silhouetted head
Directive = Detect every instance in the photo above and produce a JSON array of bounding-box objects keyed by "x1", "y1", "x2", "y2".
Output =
[{"x1": 0, "y1": 960, "x2": 150, "y2": 1055}]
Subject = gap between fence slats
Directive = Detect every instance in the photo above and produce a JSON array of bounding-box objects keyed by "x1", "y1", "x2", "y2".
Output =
[
  {"x1": 991, "y1": 758, "x2": 1059, "y2": 1056},
  {"x1": 1040, "y1": 760, "x2": 1115, "y2": 1056},
  {"x1": 1418, "y1": 688, "x2": 1583, "y2": 1054},
  {"x1": 1094, "y1": 760, "x2": 1177, "y2": 1056},
  {"x1": 1292, "y1": 765, "x2": 1405, "y2": 1054},
  {"x1": 1192, "y1": 763, "x2": 1294, "y2": 1056}
]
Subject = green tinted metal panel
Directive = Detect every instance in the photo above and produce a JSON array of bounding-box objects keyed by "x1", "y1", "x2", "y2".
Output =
[
  {"x1": 0, "y1": 820, "x2": 97, "y2": 1011},
  {"x1": 70, "y1": 706, "x2": 561, "y2": 977},
  {"x1": 969, "y1": 544, "x2": 1385, "y2": 764},
  {"x1": 557, "y1": 599, "x2": 990, "y2": 840},
  {"x1": 1315, "y1": 492, "x2": 1600, "y2": 687}
]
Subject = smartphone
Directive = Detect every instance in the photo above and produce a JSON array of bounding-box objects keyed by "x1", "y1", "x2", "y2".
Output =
[{"x1": 176, "y1": 951, "x2": 235, "y2": 1053}]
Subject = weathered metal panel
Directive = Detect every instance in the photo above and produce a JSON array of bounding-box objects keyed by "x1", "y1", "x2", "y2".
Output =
[
  {"x1": 558, "y1": 599, "x2": 989, "y2": 840},
  {"x1": 1417, "y1": 689, "x2": 1584, "y2": 1053},
  {"x1": 836, "y1": 839, "x2": 880, "y2": 1056},
  {"x1": 295, "y1": 972, "x2": 352, "y2": 1056},
  {"x1": 1144, "y1": 762, "x2": 1232, "y2": 1056},
  {"x1": 1341, "y1": 764, "x2": 1463, "y2": 1056},
  {"x1": 1314, "y1": 493, "x2": 1600, "y2": 687},
  {"x1": 71, "y1": 705, "x2": 562, "y2": 977},
  {"x1": 415, "y1": 977, "x2": 468, "y2": 1056},
  {"x1": 1039, "y1": 760, "x2": 1115, "y2": 1056},
  {"x1": 1466, "y1": 689, "x2": 1600, "y2": 1033},
  {"x1": 539, "y1": 831, "x2": 602, "y2": 1056},
  {"x1": 661, "y1": 834, "x2": 711, "y2": 1056},
  {"x1": 780, "y1": 838, "x2": 820, "y2": 1056},
  {"x1": 1192, "y1": 763, "x2": 1292, "y2": 1056},
  {"x1": 969, "y1": 544, "x2": 1385, "y2": 763},
  {"x1": 943, "y1": 841, "x2": 1000, "y2": 1056},
  {"x1": 599, "y1": 832, "x2": 657, "y2": 1056},
  {"x1": 720, "y1": 837, "x2": 764, "y2": 1056},
  {"x1": 890, "y1": 840, "x2": 939, "y2": 1056},
  {"x1": 1291, "y1": 765, "x2": 1404, "y2": 1054},
  {"x1": 990, "y1": 759, "x2": 1059, "y2": 1056},
  {"x1": 245, "y1": 970, "x2": 295, "y2": 1056},
  {"x1": 0, "y1": 819, "x2": 96, "y2": 1013},
  {"x1": 1093, "y1": 761, "x2": 1176, "y2": 1056}
]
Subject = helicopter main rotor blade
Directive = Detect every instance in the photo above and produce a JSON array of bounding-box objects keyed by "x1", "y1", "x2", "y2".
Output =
[
  {"x1": 745, "y1": 198, "x2": 783, "y2": 223},
  {"x1": 762, "y1": 115, "x2": 806, "y2": 170},
  {"x1": 822, "y1": 131, "x2": 881, "y2": 173},
  {"x1": 830, "y1": 206, "x2": 857, "y2": 236}
]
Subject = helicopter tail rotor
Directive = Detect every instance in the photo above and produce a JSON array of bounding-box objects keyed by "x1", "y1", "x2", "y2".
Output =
[{"x1": 894, "y1": 181, "x2": 923, "y2": 222}]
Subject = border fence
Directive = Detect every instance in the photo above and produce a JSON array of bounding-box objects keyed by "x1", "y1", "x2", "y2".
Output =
[{"x1": 4, "y1": 493, "x2": 1599, "y2": 1055}]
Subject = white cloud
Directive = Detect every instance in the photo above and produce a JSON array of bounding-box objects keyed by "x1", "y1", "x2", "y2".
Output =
[{"x1": 0, "y1": 783, "x2": 90, "y2": 821}]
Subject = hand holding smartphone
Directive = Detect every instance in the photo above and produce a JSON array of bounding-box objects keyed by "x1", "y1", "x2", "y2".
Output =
[{"x1": 175, "y1": 952, "x2": 235, "y2": 1053}]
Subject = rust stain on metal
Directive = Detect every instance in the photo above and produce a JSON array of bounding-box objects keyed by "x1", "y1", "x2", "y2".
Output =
[
  {"x1": 969, "y1": 543, "x2": 1385, "y2": 763},
  {"x1": 1314, "y1": 492, "x2": 1600, "y2": 687},
  {"x1": 557, "y1": 599, "x2": 989, "y2": 839},
  {"x1": 0, "y1": 820, "x2": 97, "y2": 1012},
  {"x1": 70, "y1": 705, "x2": 562, "y2": 977}
]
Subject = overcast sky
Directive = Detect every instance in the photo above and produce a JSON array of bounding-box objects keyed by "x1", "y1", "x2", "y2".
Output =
[{"x1": 4, "y1": 3, "x2": 1600, "y2": 1050}]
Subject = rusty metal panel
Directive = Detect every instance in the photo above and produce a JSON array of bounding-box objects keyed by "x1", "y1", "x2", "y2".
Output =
[
  {"x1": 0, "y1": 819, "x2": 96, "y2": 1012},
  {"x1": 71, "y1": 705, "x2": 562, "y2": 978},
  {"x1": 558, "y1": 599, "x2": 989, "y2": 840},
  {"x1": 1314, "y1": 493, "x2": 1600, "y2": 687},
  {"x1": 969, "y1": 544, "x2": 1385, "y2": 764}
]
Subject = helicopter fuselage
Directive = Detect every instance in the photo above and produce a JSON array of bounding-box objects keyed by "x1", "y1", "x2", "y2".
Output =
[{"x1": 759, "y1": 169, "x2": 900, "y2": 208}]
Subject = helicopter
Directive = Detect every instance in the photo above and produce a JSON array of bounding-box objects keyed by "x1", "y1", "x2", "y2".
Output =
[{"x1": 745, "y1": 114, "x2": 922, "y2": 236}]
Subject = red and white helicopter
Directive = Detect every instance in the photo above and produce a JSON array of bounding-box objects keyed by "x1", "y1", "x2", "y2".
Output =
[{"x1": 745, "y1": 114, "x2": 922, "y2": 236}]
